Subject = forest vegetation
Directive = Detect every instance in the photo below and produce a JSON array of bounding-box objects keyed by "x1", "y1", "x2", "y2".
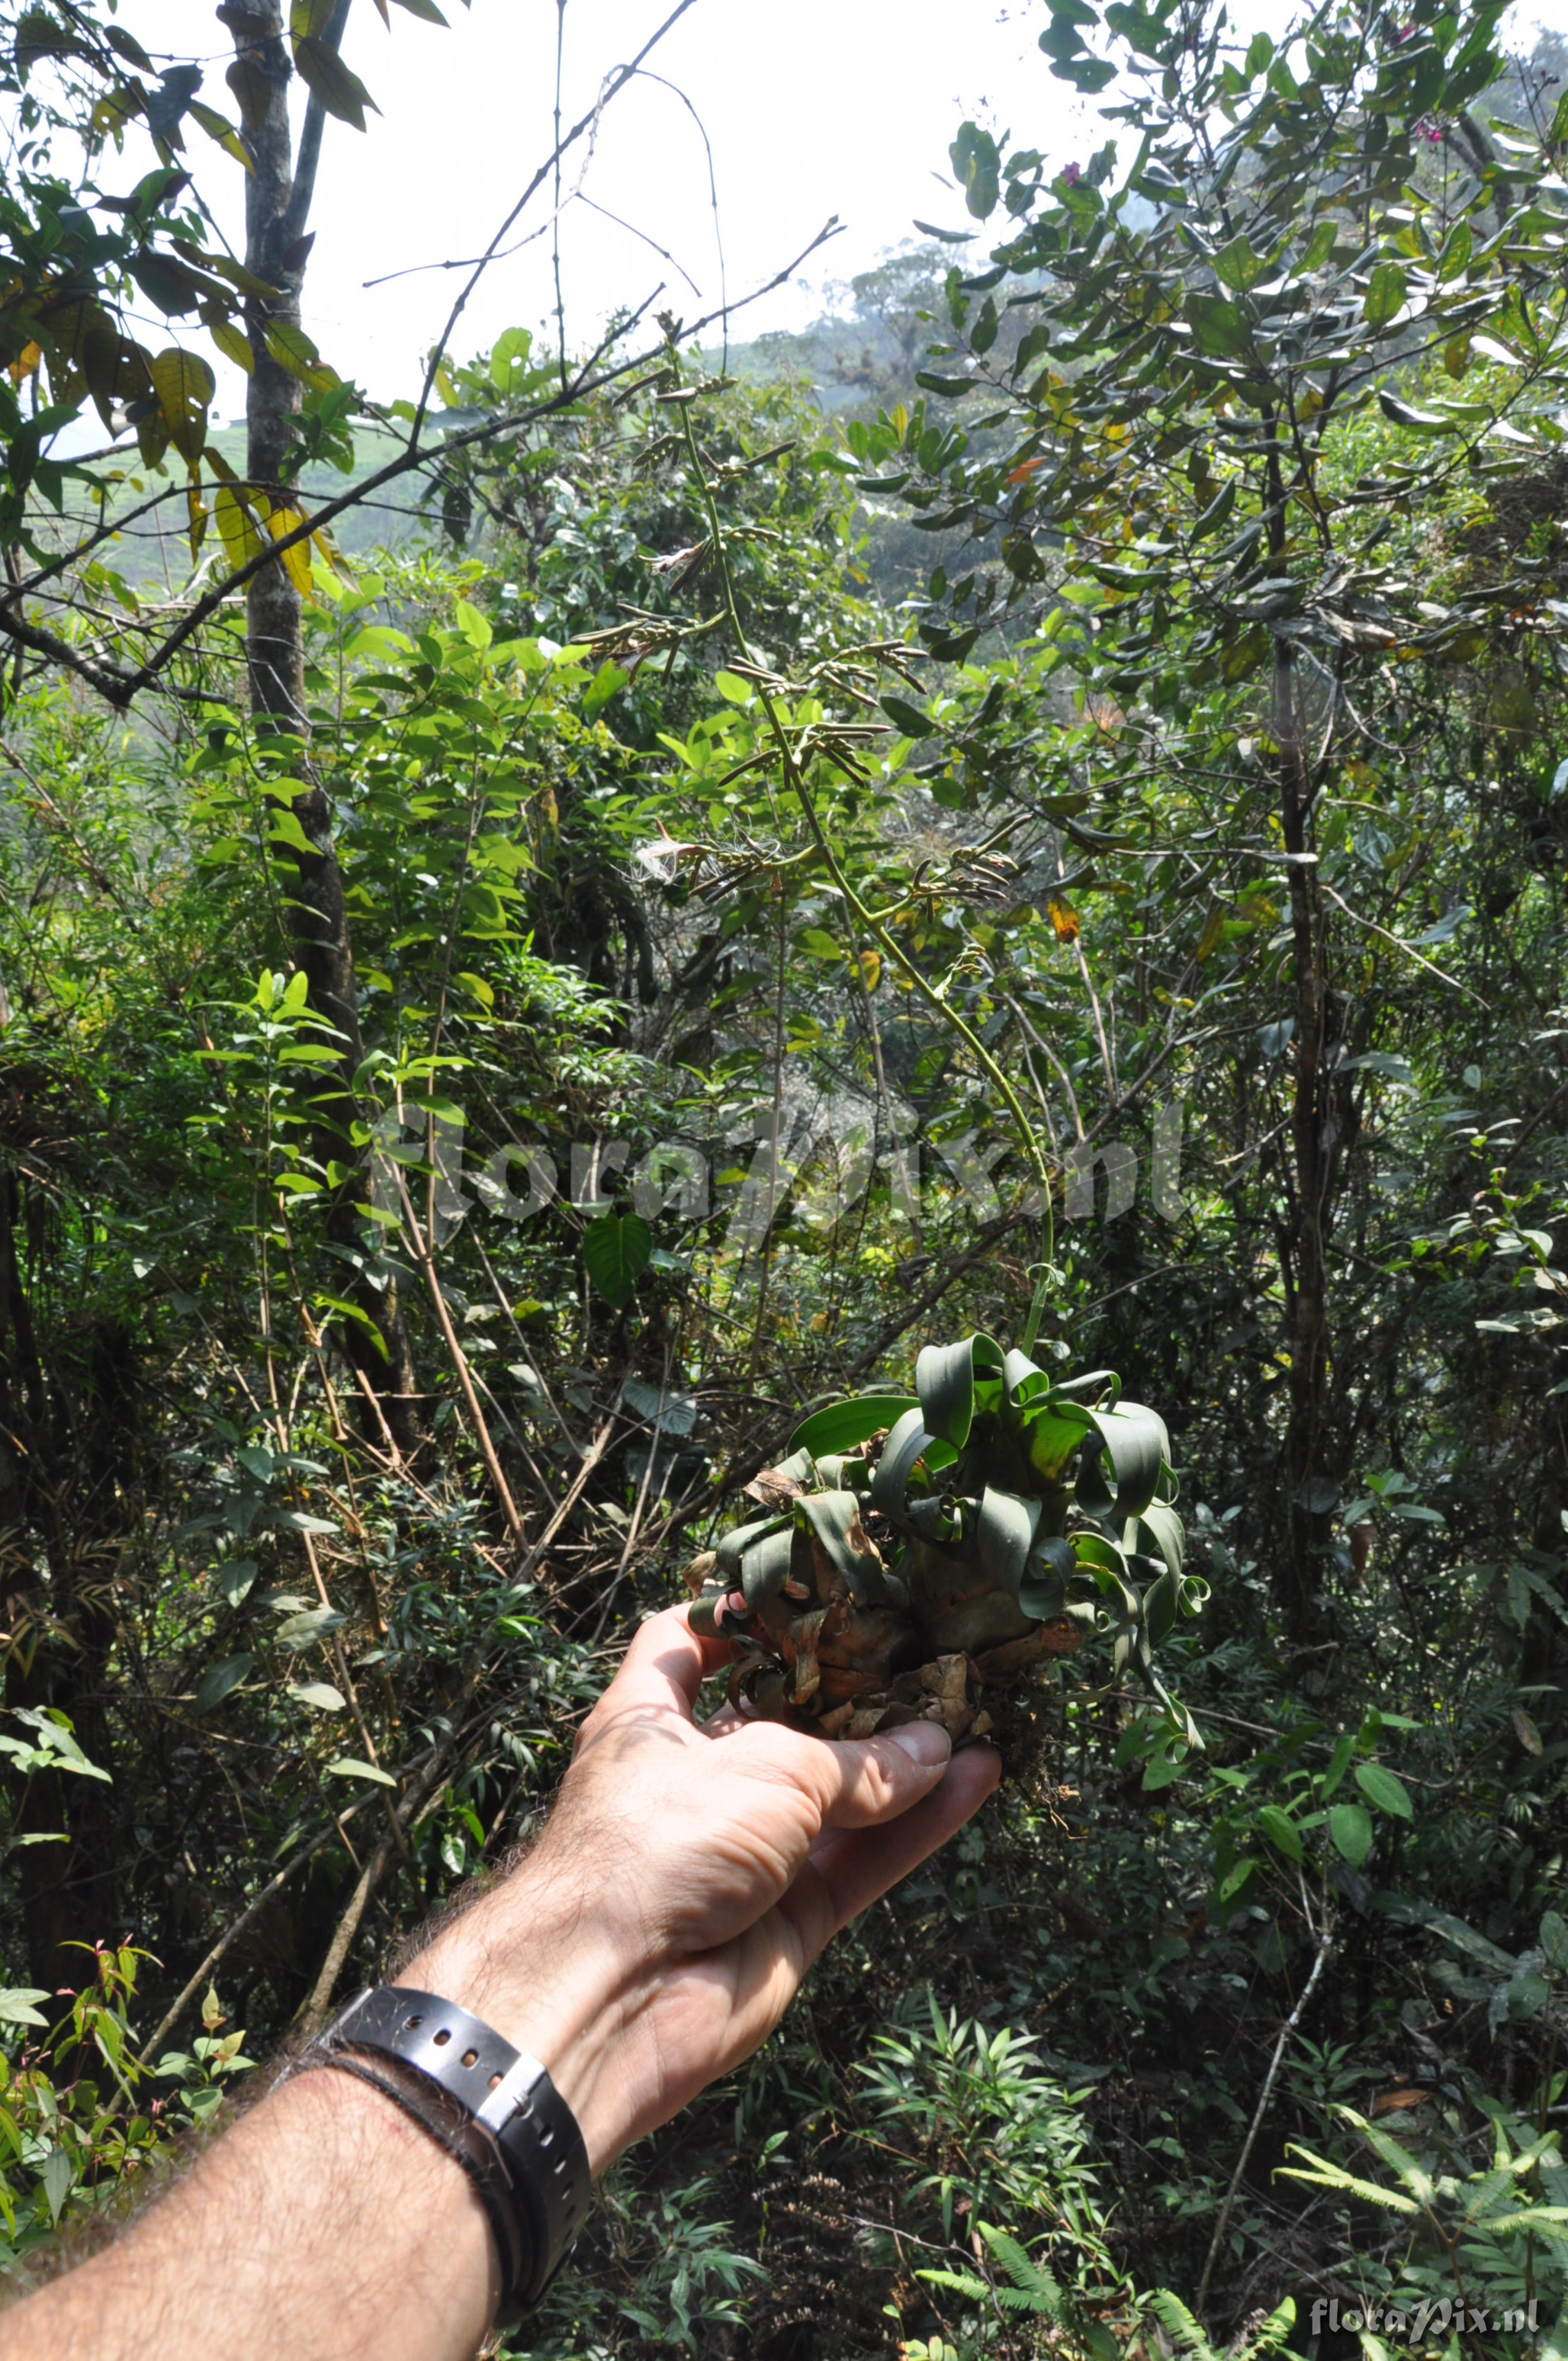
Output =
[{"x1": 0, "y1": 2, "x2": 1565, "y2": 2357}]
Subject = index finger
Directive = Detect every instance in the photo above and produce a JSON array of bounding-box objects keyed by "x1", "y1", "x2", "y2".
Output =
[{"x1": 576, "y1": 1605, "x2": 736, "y2": 1749}]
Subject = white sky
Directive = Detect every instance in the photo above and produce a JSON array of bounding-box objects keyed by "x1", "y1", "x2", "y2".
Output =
[
  {"x1": 101, "y1": 0, "x2": 1103, "y2": 414},
  {"x1": 67, "y1": 0, "x2": 1562, "y2": 419}
]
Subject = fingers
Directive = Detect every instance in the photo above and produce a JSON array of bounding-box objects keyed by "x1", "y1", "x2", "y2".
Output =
[
  {"x1": 751, "y1": 1717, "x2": 955, "y2": 1831},
  {"x1": 800, "y1": 1743, "x2": 1000, "y2": 1956},
  {"x1": 576, "y1": 1607, "x2": 735, "y2": 1750}
]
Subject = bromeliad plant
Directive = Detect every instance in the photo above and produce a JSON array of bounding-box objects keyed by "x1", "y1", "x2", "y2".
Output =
[{"x1": 686, "y1": 1334, "x2": 1205, "y2": 1743}]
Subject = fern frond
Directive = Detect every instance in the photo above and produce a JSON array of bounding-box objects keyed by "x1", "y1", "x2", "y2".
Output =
[
  {"x1": 917, "y1": 2267, "x2": 989, "y2": 2302},
  {"x1": 1279, "y1": 2144, "x2": 1421, "y2": 2215},
  {"x1": 1146, "y1": 2287, "x2": 1218, "y2": 2361},
  {"x1": 978, "y1": 2222, "x2": 1063, "y2": 2314},
  {"x1": 1253, "y1": 2295, "x2": 1299, "y2": 2357},
  {"x1": 1337, "y1": 2107, "x2": 1437, "y2": 2206}
]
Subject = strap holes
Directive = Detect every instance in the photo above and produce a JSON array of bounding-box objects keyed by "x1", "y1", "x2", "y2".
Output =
[
  {"x1": 433, "y1": 2027, "x2": 452, "y2": 2046},
  {"x1": 461, "y1": 2048, "x2": 479, "y2": 2069},
  {"x1": 403, "y1": 2014, "x2": 424, "y2": 2030},
  {"x1": 488, "y1": 2071, "x2": 503, "y2": 2089}
]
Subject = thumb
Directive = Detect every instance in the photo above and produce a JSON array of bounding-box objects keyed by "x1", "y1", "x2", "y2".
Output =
[{"x1": 812, "y1": 1718, "x2": 953, "y2": 1830}]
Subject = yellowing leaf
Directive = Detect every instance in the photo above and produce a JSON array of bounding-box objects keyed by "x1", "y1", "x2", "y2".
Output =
[
  {"x1": 856, "y1": 949, "x2": 882, "y2": 992},
  {"x1": 311, "y1": 530, "x2": 353, "y2": 588},
  {"x1": 262, "y1": 321, "x2": 337, "y2": 392},
  {"x1": 186, "y1": 482, "x2": 208, "y2": 562},
  {"x1": 1047, "y1": 896, "x2": 1080, "y2": 943},
  {"x1": 207, "y1": 318, "x2": 254, "y2": 375},
  {"x1": 1195, "y1": 905, "x2": 1227, "y2": 962},
  {"x1": 187, "y1": 98, "x2": 252, "y2": 170},
  {"x1": 266, "y1": 505, "x2": 317, "y2": 601},
  {"x1": 214, "y1": 484, "x2": 264, "y2": 574},
  {"x1": 149, "y1": 345, "x2": 216, "y2": 464}
]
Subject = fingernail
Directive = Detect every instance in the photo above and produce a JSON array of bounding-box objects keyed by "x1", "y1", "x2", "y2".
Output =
[{"x1": 886, "y1": 1721, "x2": 952, "y2": 1767}]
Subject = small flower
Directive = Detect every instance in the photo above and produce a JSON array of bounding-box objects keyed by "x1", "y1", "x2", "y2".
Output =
[{"x1": 1061, "y1": 161, "x2": 1083, "y2": 187}]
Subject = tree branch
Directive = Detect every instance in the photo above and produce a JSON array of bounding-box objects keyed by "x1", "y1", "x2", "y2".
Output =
[
  {"x1": 281, "y1": 0, "x2": 353, "y2": 255},
  {"x1": 0, "y1": 217, "x2": 846, "y2": 710},
  {"x1": 411, "y1": 0, "x2": 703, "y2": 443}
]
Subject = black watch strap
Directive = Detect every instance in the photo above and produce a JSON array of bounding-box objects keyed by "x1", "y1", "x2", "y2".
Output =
[{"x1": 302, "y1": 1984, "x2": 593, "y2": 2317}]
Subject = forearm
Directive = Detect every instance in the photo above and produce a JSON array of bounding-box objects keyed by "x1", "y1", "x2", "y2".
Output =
[
  {"x1": 9, "y1": 2069, "x2": 497, "y2": 2361},
  {"x1": 7, "y1": 1874, "x2": 635, "y2": 2361},
  {"x1": 0, "y1": 1610, "x2": 996, "y2": 2361}
]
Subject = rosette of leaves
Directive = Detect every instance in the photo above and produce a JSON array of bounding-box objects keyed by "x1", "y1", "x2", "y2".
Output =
[{"x1": 686, "y1": 1335, "x2": 1205, "y2": 1743}]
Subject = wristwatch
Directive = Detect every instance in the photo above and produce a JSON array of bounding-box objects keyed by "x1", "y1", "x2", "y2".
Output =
[{"x1": 298, "y1": 1984, "x2": 593, "y2": 2319}]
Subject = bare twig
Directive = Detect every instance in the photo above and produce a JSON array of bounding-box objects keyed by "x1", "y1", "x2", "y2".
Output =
[
  {"x1": 392, "y1": 1169, "x2": 525, "y2": 1545},
  {"x1": 298, "y1": 1677, "x2": 486, "y2": 2032},
  {"x1": 137, "y1": 1800, "x2": 373, "y2": 2064},
  {"x1": 516, "y1": 1415, "x2": 619, "y2": 1587},
  {"x1": 1195, "y1": 1921, "x2": 1335, "y2": 2320}
]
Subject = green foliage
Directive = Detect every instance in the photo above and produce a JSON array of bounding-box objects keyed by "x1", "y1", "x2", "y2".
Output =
[
  {"x1": 0, "y1": 1951, "x2": 251, "y2": 2266},
  {"x1": 1280, "y1": 2058, "x2": 1568, "y2": 2361},
  {"x1": 0, "y1": 2, "x2": 1568, "y2": 2354},
  {"x1": 859, "y1": 1994, "x2": 1119, "y2": 2250}
]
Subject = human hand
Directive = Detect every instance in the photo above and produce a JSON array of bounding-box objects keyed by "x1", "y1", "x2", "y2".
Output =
[
  {"x1": 410, "y1": 1605, "x2": 1000, "y2": 2171},
  {"x1": 4, "y1": 1610, "x2": 999, "y2": 2361}
]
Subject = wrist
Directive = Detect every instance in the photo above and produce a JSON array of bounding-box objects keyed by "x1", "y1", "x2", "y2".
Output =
[{"x1": 400, "y1": 1870, "x2": 644, "y2": 2175}]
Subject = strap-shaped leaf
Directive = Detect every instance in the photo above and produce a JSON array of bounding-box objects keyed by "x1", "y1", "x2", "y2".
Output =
[
  {"x1": 1018, "y1": 1534, "x2": 1076, "y2": 1620},
  {"x1": 904, "y1": 1493, "x2": 962, "y2": 1546},
  {"x1": 1143, "y1": 1566, "x2": 1178, "y2": 1644},
  {"x1": 714, "y1": 1510, "x2": 790, "y2": 1584},
  {"x1": 1130, "y1": 1497, "x2": 1185, "y2": 1580},
  {"x1": 871, "y1": 1406, "x2": 933, "y2": 1523},
  {"x1": 1022, "y1": 1399, "x2": 1094, "y2": 1484},
  {"x1": 796, "y1": 1490, "x2": 886, "y2": 1603},
  {"x1": 1075, "y1": 1399, "x2": 1170, "y2": 1524},
  {"x1": 791, "y1": 1393, "x2": 917, "y2": 1460},
  {"x1": 976, "y1": 1485, "x2": 1040, "y2": 1596},
  {"x1": 1073, "y1": 1529, "x2": 1141, "y2": 1618},
  {"x1": 813, "y1": 1453, "x2": 869, "y2": 1494},
  {"x1": 739, "y1": 1523, "x2": 796, "y2": 1610},
  {"x1": 915, "y1": 1332, "x2": 1004, "y2": 1449},
  {"x1": 1050, "y1": 1367, "x2": 1122, "y2": 1409},
  {"x1": 698, "y1": 1329, "x2": 1197, "y2": 1734},
  {"x1": 1113, "y1": 1621, "x2": 1154, "y2": 1681},
  {"x1": 1001, "y1": 1348, "x2": 1052, "y2": 1422}
]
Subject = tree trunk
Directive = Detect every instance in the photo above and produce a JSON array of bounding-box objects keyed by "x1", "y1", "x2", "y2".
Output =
[
  {"x1": 0, "y1": 1170, "x2": 125, "y2": 1993},
  {"x1": 1275, "y1": 639, "x2": 1335, "y2": 1648},
  {"x1": 220, "y1": 0, "x2": 422, "y2": 1455}
]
